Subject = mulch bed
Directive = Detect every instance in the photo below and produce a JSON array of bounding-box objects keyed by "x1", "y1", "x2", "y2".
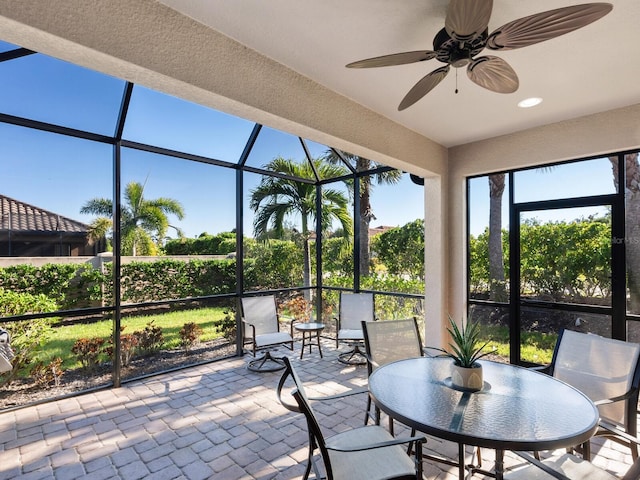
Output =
[{"x1": 0, "y1": 338, "x2": 236, "y2": 410}]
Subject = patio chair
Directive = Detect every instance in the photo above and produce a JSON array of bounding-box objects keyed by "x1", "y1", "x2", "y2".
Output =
[
  {"x1": 362, "y1": 317, "x2": 484, "y2": 468},
  {"x1": 335, "y1": 292, "x2": 375, "y2": 365},
  {"x1": 542, "y1": 329, "x2": 640, "y2": 460},
  {"x1": 506, "y1": 423, "x2": 640, "y2": 479},
  {"x1": 362, "y1": 318, "x2": 423, "y2": 431},
  {"x1": 276, "y1": 356, "x2": 426, "y2": 480},
  {"x1": 241, "y1": 295, "x2": 294, "y2": 372}
]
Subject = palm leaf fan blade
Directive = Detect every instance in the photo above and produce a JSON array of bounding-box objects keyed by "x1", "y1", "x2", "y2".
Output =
[{"x1": 487, "y1": 3, "x2": 613, "y2": 50}]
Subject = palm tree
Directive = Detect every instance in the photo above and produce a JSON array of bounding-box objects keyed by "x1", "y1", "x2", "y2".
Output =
[
  {"x1": 610, "y1": 153, "x2": 640, "y2": 313},
  {"x1": 250, "y1": 157, "x2": 353, "y2": 298},
  {"x1": 81, "y1": 181, "x2": 185, "y2": 256},
  {"x1": 488, "y1": 174, "x2": 507, "y2": 301},
  {"x1": 323, "y1": 150, "x2": 402, "y2": 276}
]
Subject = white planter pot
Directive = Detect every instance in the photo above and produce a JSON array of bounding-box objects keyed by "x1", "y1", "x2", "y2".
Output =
[{"x1": 451, "y1": 363, "x2": 483, "y2": 392}]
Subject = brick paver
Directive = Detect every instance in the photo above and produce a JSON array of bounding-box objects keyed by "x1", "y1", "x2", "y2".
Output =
[{"x1": 0, "y1": 338, "x2": 635, "y2": 479}]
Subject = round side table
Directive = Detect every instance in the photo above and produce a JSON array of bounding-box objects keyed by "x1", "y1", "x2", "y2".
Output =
[{"x1": 294, "y1": 322, "x2": 325, "y2": 359}]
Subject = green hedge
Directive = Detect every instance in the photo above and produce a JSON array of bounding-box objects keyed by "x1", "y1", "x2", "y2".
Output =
[
  {"x1": 105, "y1": 259, "x2": 237, "y2": 302},
  {"x1": 0, "y1": 264, "x2": 106, "y2": 309},
  {"x1": 470, "y1": 217, "x2": 611, "y2": 300},
  {"x1": 0, "y1": 250, "x2": 303, "y2": 309}
]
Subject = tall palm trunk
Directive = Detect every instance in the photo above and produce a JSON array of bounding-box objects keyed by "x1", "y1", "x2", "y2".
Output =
[
  {"x1": 359, "y1": 182, "x2": 375, "y2": 276},
  {"x1": 610, "y1": 153, "x2": 640, "y2": 313},
  {"x1": 301, "y1": 216, "x2": 312, "y2": 302},
  {"x1": 488, "y1": 174, "x2": 507, "y2": 301},
  {"x1": 357, "y1": 159, "x2": 374, "y2": 276}
]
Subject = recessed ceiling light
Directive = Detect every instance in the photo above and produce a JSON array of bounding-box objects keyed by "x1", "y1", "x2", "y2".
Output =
[{"x1": 518, "y1": 97, "x2": 543, "y2": 108}]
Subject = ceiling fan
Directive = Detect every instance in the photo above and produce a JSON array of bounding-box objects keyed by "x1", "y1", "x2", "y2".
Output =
[{"x1": 346, "y1": 1, "x2": 613, "y2": 110}]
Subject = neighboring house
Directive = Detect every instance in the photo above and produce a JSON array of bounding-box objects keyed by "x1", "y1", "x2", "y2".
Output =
[
  {"x1": 0, "y1": 195, "x2": 100, "y2": 257},
  {"x1": 369, "y1": 225, "x2": 395, "y2": 237}
]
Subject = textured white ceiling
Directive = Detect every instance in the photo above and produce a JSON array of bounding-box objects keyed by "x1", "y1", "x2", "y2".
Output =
[{"x1": 158, "y1": 0, "x2": 640, "y2": 148}]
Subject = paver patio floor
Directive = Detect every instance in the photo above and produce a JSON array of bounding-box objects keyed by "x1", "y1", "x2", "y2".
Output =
[{"x1": 0, "y1": 337, "x2": 634, "y2": 479}]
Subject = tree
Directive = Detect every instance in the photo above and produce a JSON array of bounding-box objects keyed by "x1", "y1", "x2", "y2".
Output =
[
  {"x1": 610, "y1": 153, "x2": 640, "y2": 313},
  {"x1": 81, "y1": 181, "x2": 185, "y2": 256},
  {"x1": 249, "y1": 157, "x2": 353, "y2": 299},
  {"x1": 371, "y1": 219, "x2": 424, "y2": 278},
  {"x1": 488, "y1": 174, "x2": 507, "y2": 301},
  {"x1": 323, "y1": 150, "x2": 402, "y2": 276}
]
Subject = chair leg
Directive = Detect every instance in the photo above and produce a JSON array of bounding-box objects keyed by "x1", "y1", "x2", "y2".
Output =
[
  {"x1": 365, "y1": 395, "x2": 372, "y2": 425},
  {"x1": 416, "y1": 439, "x2": 424, "y2": 480},
  {"x1": 475, "y1": 446, "x2": 482, "y2": 468},
  {"x1": 407, "y1": 428, "x2": 417, "y2": 455},
  {"x1": 337, "y1": 344, "x2": 367, "y2": 365},
  {"x1": 302, "y1": 456, "x2": 313, "y2": 480},
  {"x1": 583, "y1": 440, "x2": 591, "y2": 461},
  {"x1": 247, "y1": 351, "x2": 286, "y2": 372}
]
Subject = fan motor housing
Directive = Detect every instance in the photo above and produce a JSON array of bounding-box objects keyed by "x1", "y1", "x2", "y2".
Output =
[{"x1": 433, "y1": 27, "x2": 487, "y2": 67}]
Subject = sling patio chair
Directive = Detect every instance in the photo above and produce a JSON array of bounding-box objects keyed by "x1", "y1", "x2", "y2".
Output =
[
  {"x1": 335, "y1": 292, "x2": 375, "y2": 365},
  {"x1": 276, "y1": 356, "x2": 426, "y2": 480},
  {"x1": 362, "y1": 317, "x2": 484, "y2": 468},
  {"x1": 506, "y1": 423, "x2": 640, "y2": 479},
  {"x1": 361, "y1": 318, "x2": 423, "y2": 432},
  {"x1": 241, "y1": 295, "x2": 294, "y2": 372},
  {"x1": 540, "y1": 329, "x2": 640, "y2": 460}
]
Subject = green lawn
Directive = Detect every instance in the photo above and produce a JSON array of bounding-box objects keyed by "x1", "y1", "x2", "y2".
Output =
[
  {"x1": 40, "y1": 311, "x2": 558, "y2": 371},
  {"x1": 478, "y1": 324, "x2": 558, "y2": 365},
  {"x1": 44, "y1": 307, "x2": 231, "y2": 370}
]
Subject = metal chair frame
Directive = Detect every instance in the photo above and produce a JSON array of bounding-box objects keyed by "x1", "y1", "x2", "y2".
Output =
[
  {"x1": 362, "y1": 318, "x2": 423, "y2": 431},
  {"x1": 507, "y1": 423, "x2": 640, "y2": 479},
  {"x1": 276, "y1": 356, "x2": 425, "y2": 480},
  {"x1": 241, "y1": 295, "x2": 294, "y2": 372},
  {"x1": 544, "y1": 329, "x2": 640, "y2": 460},
  {"x1": 334, "y1": 292, "x2": 375, "y2": 365}
]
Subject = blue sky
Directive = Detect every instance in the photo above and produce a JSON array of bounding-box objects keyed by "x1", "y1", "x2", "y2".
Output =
[
  {"x1": 469, "y1": 157, "x2": 615, "y2": 236},
  {"x1": 0, "y1": 43, "x2": 424, "y2": 239}
]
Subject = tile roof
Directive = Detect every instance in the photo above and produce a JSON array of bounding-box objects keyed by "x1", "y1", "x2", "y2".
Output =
[{"x1": 0, "y1": 195, "x2": 89, "y2": 234}]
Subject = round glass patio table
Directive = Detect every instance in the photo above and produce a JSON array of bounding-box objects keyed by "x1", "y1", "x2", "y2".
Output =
[{"x1": 368, "y1": 356, "x2": 599, "y2": 480}]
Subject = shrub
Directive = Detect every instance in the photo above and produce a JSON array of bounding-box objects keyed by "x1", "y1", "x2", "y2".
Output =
[
  {"x1": 104, "y1": 327, "x2": 142, "y2": 367},
  {"x1": 0, "y1": 289, "x2": 57, "y2": 386},
  {"x1": 31, "y1": 357, "x2": 63, "y2": 387},
  {"x1": 218, "y1": 310, "x2": 236, "y2": 343},
  {"x1": 282, "y1": 297, "x2": 312, "y2": 322},
  {"x1": 118, "y1": 333, "x2": 139, "y2": 367},
  {"x1": 0, "y1": 288, "x2": 58, "y2": 316},
  {"x1": 135, "y1": 321, "x2": 164, "y2": 356},
  {"x1": 71, "y1": 337, "x2": 107, "y2": 372},
  {"x1": 179, "y1": 322, "x2": 203, "y2": 353}
]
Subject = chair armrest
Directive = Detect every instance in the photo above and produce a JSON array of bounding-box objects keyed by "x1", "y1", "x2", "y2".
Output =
[
  {"x1": 241, "y1": 319, "x2": 256, "y2": 340},
  {"x1": 280, "y1": 316, "x2": 296, "y2": 336},
  {"x1": 599, "y1": 420, "x2": 640, "y2": 447},
  {"x1": 422, "y1": 347, "x2": 435, "y2": 358},
  {"x1": 511, "y1": 451, "x2": 572, "y2": 480},
  {"x1": 529, "y1": 364, "x2": 551, "y2": 375},
  {"x1": 326, "y1": 434, "x2": 426, "y2": 453},
  {"x1": 593, "y1": 389, "x2": 637, "y2": 407}
]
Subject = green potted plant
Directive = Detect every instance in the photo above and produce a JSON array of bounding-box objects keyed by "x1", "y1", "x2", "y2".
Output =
[{"x1": 433, "y1": 316, "x2": 492, "y2": 392}]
